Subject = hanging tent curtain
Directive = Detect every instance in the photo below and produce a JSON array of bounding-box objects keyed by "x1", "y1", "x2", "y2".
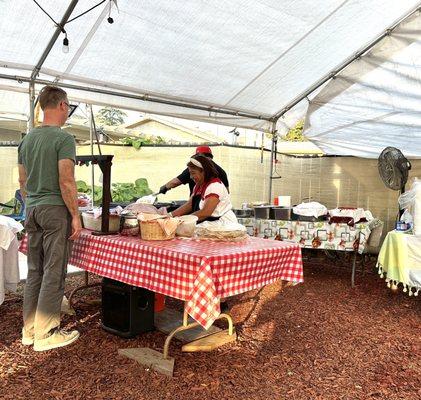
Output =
[
  {"x1": 0, "y1": 0, "x2": 419, "y2": 132},
  {"x1": 304, "y1": 11, "x2": 421, "y2": 158}
]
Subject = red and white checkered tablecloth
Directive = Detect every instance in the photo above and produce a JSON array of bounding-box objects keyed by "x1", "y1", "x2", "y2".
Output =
[{"x1": 20, "y1": 230, "x2": 303, "y2": 329}]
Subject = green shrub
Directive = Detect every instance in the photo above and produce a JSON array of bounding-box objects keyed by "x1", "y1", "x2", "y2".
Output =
[
  {"x1": 121, "y1": 136, "x2": 166, "y2": 149},
  {"x1": 77, "y1": 178, "x2": 152, "y2": 204}
]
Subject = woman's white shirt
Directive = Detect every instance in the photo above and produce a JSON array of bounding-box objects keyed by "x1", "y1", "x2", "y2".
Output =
[{"x1": 195, "y1": 180, "x2": 239, "y2": 226}]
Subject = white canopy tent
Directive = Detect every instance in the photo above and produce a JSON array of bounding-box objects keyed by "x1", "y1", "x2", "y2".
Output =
[
  {"x1": 0, "y1": 1, "x2": 419, "y2": 128},
  {"x1": 0, "y1": 0, "x2": 420, "y2": 200}
]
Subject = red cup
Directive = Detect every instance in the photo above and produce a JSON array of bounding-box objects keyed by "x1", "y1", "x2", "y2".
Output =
[{"x1": 154, "y1": 293, "x2": 166, "y2": 312}]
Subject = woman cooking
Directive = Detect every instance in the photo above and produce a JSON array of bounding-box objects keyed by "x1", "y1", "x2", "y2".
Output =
[
  {"x1": 169, "y1": 154, "x2": 240, "y2": 228},
  {"x1": 170, "y1": 154, "x2": 244, "y2": 313}
]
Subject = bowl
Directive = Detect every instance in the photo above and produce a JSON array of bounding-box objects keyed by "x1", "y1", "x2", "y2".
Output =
[
  {"x1": 82, "y1": 212, "x2": 120, "y2": 232},
  {"x1": 176, "y1": 215, "x2": 199, "y2": 237}
]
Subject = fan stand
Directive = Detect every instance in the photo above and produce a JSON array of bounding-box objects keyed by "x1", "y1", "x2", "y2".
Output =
[{"x1": 398, "y1": 185, "x2": 406, "y2": 219}]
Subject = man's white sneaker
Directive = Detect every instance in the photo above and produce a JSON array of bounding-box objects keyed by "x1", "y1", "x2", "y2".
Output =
[
  {"x1": 33, "y1": 329, "x2": 80, "y2": 351},
  {"x1": 21, "y1": 328, "x2": 34, "y2": 346}
]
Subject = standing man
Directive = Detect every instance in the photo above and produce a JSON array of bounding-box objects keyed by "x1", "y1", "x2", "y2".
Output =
[
  {"x1": 18, "y1": 85, "x2": 81, "y2": 351},
  {"x1": 159, "y1": 146, "x2": 229, "y2": 196}
]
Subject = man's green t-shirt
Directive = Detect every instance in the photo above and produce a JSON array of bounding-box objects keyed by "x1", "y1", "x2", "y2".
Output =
[{"x1": 18, "y1": 126, "x2": 76, "y2": 208}]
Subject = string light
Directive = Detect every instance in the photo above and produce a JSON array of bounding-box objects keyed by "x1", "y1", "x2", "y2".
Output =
[
  {"x1": 62, "y1": 33, "x2": 69, "y2": 54},
  {"x1": 107, "y1": 0, "x2": 114, "y2": 23},
  {"x1": 32, "y1": 0, "x2": 117, "y2": 55}
]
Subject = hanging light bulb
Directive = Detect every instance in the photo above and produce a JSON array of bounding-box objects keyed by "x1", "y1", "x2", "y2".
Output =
[
  {"x1": 62, "y1": 33, "x2": 69, "y2": 53},
  {"x1": 107, "y1": 0, "x2": 118, "y2": 23}
]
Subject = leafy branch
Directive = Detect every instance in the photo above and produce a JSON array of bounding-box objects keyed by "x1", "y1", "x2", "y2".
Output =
[{"x1": 282, "y1": 120, "x2": 307, "y2": 142}]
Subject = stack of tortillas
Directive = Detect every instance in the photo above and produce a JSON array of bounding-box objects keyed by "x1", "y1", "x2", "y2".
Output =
[{"x1": 195, "y1": 222, "x2": 247, "y2": 241}]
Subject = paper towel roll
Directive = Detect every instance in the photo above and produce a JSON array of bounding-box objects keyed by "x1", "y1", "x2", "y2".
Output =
[{"x1": 278, "y1": 196, "x2": 291, "y2": 207}]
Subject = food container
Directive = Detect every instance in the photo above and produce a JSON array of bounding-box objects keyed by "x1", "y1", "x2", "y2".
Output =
[
  {"x1": 395, "y1": 221, "x2": 410, "y2": 231},
  {"x1": 270, "y1": 207, "x2": 292, "y2": 220},
  {"x1": 119, "y1": 213, "x2": 139, "y2": 236},
  {"x1": 273, "y1": 196, "x2": 291, "y2": 207},
  {"x1": 176, "y1": 215, "x2": 198, "y2": 237},
  {"x1": 253, "y1": 206, "x2": 272, "y2": 219},
  {"x1": 82, "y1": 211, "x2": 120, "y2": 232},
  {"x1": 233, "y1": 208, "x2": 254, "y2": 218}
]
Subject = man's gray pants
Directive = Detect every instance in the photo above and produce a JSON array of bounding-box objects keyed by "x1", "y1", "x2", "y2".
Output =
[{"x1": 23, "y1": 205, "x2": 72, "y2": 340}]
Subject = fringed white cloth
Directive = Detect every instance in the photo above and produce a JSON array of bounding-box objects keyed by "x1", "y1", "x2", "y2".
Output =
[{"x1": 377, "y1": 262, "x2": 421, "y2": 296}]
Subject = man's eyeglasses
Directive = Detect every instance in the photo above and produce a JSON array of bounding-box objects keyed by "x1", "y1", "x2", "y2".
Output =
[{"x1": 63, "y1": 101, "x2": 78, "y2": 118}]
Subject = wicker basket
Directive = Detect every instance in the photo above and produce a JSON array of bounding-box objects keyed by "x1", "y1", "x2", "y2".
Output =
[{"x1": 139, "y1": 220, "x2": 175, "y2": 240}]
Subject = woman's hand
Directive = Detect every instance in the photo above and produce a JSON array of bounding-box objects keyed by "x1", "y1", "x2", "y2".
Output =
[{"x1": 171, "y1": 197, "x2": 193, "y2": 217}]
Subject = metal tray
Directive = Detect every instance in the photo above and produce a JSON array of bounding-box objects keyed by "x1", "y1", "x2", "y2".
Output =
[
  {"x1": 233, "y1": 208, "x2": 254, "y2": 218},
  {"x1": 253, "y1": 206, "x2": 271, "y2": 219}
]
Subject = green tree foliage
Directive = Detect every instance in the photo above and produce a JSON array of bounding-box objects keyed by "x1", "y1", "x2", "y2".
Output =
[
  {"x1": 96, "y1": 107, "x2": 127, "y2": 126},
  {"x1": 282, "y1": 120, "x2": 307, "y2": 142}
]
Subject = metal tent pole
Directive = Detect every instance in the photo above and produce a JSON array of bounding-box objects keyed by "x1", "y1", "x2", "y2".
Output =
[
  {"x1": 267, "y1": 120, "x2": 277, "y2": 203},
  {"x1": 28, "y1": 82, "x2": 35, "y2": 131},
  {"x1": 89, "y1": 104, "x2": 95, "y2": 208}
]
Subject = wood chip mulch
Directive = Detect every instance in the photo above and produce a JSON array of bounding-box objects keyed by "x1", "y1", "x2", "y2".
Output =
[{"x1": 0, "y1": 255, "x2": 420, "y2": 400}]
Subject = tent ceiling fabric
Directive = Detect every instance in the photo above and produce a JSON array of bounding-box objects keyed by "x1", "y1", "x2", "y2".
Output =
[
  {"x1": 305, "y1": 11, "x2": 421, "y2": 158},
  {"x1": 0, "y1": 0, "x2": 419, "y2": 131}
]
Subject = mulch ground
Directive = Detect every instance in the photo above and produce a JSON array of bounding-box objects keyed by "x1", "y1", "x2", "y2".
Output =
[{"x1": 0, "y1": 253, "x2": 419, "y2": 400}]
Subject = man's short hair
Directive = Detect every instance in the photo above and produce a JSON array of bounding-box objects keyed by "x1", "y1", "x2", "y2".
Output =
[{"x1": 38, "y1": 86, "x2": 68, "y2": 111}]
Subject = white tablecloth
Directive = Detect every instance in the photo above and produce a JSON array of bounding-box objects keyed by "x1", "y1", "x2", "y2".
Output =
[{"x1": 0, "y1": 216, "x2": 24, "y2": 305}]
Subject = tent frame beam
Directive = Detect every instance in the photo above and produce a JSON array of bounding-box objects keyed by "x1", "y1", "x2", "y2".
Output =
[{"x1": 0, "y1": 73, "x2": 271, "y2": 123}]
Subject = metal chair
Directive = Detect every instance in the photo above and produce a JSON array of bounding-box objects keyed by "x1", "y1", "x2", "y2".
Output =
[
  {"x1": 361, "y1": 220, "x2": 384, "y2": 273},
  {"x1": 0, "y1": 190, "x2": 25, "y2": 222}
]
